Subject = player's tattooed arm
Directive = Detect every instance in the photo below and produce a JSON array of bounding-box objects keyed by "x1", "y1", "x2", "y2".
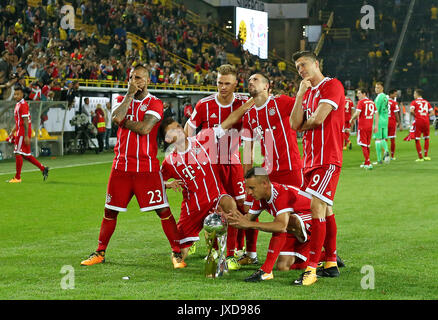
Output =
[
  {"x1": 112, "y1": 93, "x2": 135, "y2": 124},
  {"x1": 123, "y1": 114, "x2": 160, "y2": 135},
  {"x1": 112, "y1": 76, "x2": 139, "y2": 124}
]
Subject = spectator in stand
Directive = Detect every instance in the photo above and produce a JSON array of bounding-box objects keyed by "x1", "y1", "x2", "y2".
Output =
[{"x1": 104, "y1": 102, "x2": 112, "y2": 150}]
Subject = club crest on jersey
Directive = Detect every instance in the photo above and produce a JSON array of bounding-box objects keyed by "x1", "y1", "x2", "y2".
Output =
[
  {"x1": 268, "y1": 107, "x2": 276, "y2": 116},
  {"x1": 140, "y1": 104, "x2": 148, "y2": 111}
]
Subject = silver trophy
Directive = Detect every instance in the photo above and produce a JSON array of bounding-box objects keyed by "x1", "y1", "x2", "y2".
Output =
[{"x1": 203, "y1": 212, "x2": 228, "y2": 278}]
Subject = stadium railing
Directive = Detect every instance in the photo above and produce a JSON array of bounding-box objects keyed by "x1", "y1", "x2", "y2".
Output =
[
  {"x1": 126, "y1": 32, "x2": 204, "y2": 74},
  {"x1": 315, "y1": 12, "x2": 334, "y2": 57},
  {"x1": 23, "y1": 77, "x2": 235, "y2": 93}
]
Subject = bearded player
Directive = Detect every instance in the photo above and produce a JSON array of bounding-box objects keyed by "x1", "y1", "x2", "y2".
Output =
[
  {"x1": 184, "y1": 64, "x2": 253, "y2": 270},
  {"x1": 238, "y1": 72, "x2": 304, "y2": 266},
  {"x1": 81, "y1": 65, "x2": 184, "y2": 269}
]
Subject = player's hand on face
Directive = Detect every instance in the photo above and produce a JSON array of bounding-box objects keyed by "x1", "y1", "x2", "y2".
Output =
[
  {"x1": 298, "y1": 77, "x2": 312, "y2": 96},
  {"x1": 127, "y1": 76, "x2": 139, "y2": 96}
]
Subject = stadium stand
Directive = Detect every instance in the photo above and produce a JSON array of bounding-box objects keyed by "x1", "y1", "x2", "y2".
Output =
[
  {"x1": 0, "y1": 0, "x2": 300, "y2": 101},
  {"x1": 318, "y1": 0, "x2": 438, "y2": 101}
]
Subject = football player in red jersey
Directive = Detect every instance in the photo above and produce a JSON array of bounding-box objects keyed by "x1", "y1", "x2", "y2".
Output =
[
  {"x1": 184, "y1": 64, "x2": 255, "y2": 270},
  {"x1": 290, "y1": 51, "x2": 345, "y2": 286},
  {"x1": 387, "y1": 89, "x2": 401, "y2": 160},
  {"x1": 161, "y1": 97, "x2": 255, "y2": 260},
  {"x1": 350, "y1": 88, "x2": 377, "y2": 169},
  {"x1": 409, "y1": 89, "x2": 434, "y2": 161},
  {"x1": 81, "y1": 65, "x2": 184, "y2": 269},
  {"x1": 343, "y1": 94, "x2": 354, "y2": 150},
  {"x1": 225, "y1": 167, "x2": 312, "y2": 282},
  {"x1": 239, "y1": 72, "x2": 304, "y2": 266},
  {"x1": 6, "y1": 85, "x2": 49, "y2": 183}
]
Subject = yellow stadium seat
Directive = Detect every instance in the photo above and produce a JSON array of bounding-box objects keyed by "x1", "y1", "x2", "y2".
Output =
[
  {"x1": 38, "y1": 128, "x2": 58, "y2": 140},
  {"x1": 31, "y1": 129, "x2": 36, "y2": 138},
  {"x1": 0, "y1": 128, "x2": 8, "y2": 141}
]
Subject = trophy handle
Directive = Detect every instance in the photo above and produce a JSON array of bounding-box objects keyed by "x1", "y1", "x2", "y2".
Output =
[
  {"x1": 215, "y1": 233, "x2": 228, "y2": 277},
  {"x1": 205, "y1": 230, "x2": 217, "y2": 278}
]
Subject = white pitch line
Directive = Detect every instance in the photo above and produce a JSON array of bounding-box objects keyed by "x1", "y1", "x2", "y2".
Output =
[{"x1": 0, "y1": 160, "x2": 113, "y2": 176}]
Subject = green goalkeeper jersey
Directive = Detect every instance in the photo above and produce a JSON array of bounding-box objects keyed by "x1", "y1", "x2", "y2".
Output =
[{"x1": 374, "y1": 92, "x2": 389, "y2": 126}]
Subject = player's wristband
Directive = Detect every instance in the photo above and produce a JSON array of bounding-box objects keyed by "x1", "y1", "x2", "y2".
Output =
[{"x1": 119, "y1": 118, "x2": 127, "y2": 128}]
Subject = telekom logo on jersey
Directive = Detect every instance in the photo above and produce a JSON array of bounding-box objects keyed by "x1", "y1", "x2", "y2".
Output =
[{"x1": 164, "y1": 128, "x2": 276, "y2": 174}]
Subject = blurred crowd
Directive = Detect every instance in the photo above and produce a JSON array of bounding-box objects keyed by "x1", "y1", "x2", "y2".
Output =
[{"x1": 0, "y1": 0, "x2": 299, "y2": 103}]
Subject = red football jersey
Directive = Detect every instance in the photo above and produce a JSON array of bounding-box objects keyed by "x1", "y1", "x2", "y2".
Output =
[
  {"x1": 14, "y1": 99, "x2": 31, "y2": 137},
  {"x1": 300, "y1": 77, "x2": 345, "y2": 169},
  {"x1": 355, "y1": 98, "x2": 376, "y2": 130},
  {"x1": 113, "y1": 94, "x2": 163, "y2": 173},
  {"x1": 187, "y1": 93, "x2": 248, "y2": 165},
  {"x1": 248, "y1": 182, "x2": 312, "y2": 219},
  {"x1": 241, "y1": 95, "x2": 302, "y2": 174},
  {"x1": 161, "y1": 134, "x2": 225, "y2": 215},
  {"x1": 388, "y1": 99, "x2": 400, "y2": 124},
  {"x1": 344, "y1": 96, "x2": 354, "y2": 123},
  {"x1": 410, "y1": 98, "x2": 432, "y2": 124}
]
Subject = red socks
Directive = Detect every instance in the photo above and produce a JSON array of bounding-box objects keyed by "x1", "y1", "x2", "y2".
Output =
[
  {"x1": 424, "y1": 139, "x2": 429, "y2": 157},
  {"x1": 237, "y1": 229, "x2": 245, "y2": 251},
  {"x1": 245, "y1": 223, "x2": 258, "y2": 254},
  {"x1": 344, "y1": 132, "x2": 350, "y2": 146},
  {"x1": 361, "y1": 146, "x2": 370, "y2": 165},
  {"x1": 307, "y1": 218, "x2": 326, "y2": 269},
  {"x1": 23, "y1": 155, "x2": 45, "y2": 171},
  {"x1": 15, "y1": 155, "x2": 23, "y2": 179},
  {"x1": 157, "y1": 208, "x2": 181, "y2": 253},
  {"x1": 226, "y1": 225, "x2": 238, "y2": 257},
  {"x1": 415, "y1": 140, "x2": 423, "y2": 158},
  {"x1": 97, "y1": 209, "x2": 118, "y2": 252},
  {"x1": 14, "y1": 155, "x2": 45, "y2": 180},
  {"x1": 97, "y1": 208, "x2": 181, "y2": 253},
  {"x1": 261, "y1": 232, "x2": 286, "y2": 273},
  {"x1": 390, "y1": 138, "x2": 396, "y2": 158},
  {"x1": 323, "y1": 214, "x2": 337, "y2": 263}
]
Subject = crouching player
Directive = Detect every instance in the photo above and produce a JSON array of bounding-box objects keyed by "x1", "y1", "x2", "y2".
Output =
[
  {"x1": 160, "y1": 98, "x2": 255, "y2": 260},
  {"x1": 224, "y1": 167, "x2": 313, "y2": 282},
  {"x1": 160, "y1": 118, "x2": 240, "y2": 260}
]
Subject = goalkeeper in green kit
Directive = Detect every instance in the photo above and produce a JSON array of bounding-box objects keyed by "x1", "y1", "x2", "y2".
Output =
[{"x1": 373, "y1": 82, "x2": 391, "y2": 164}]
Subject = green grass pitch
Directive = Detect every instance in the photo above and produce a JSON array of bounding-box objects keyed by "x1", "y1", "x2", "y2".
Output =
[{"x1": 0, "y1": 132, "x2": 437, "y2": 300}]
